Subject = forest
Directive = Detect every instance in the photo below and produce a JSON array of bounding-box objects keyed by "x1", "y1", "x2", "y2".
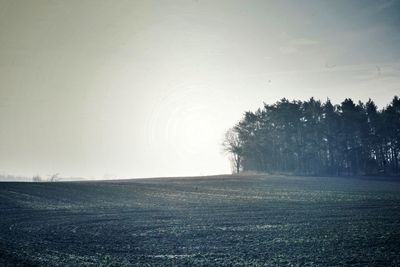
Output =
[{"x1": 223, "y1": 96, "x2": 400, "y2": 176}]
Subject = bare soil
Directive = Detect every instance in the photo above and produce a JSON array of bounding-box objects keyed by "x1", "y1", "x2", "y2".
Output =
[{"x1": 1, "y1": 174, "x2": 400, "y2": 266}]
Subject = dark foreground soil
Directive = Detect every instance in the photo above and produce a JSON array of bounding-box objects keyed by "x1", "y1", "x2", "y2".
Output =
[{"x1": 1, "y1": 174, "x2": 400, "y2": 266}]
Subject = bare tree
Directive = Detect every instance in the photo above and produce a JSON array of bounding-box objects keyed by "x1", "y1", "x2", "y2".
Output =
[
  {"x1": 222, "y1": 127, "x2": 243, "y2": 174},
  {"x1": 32, "y1": 175, "x2": 42, "y2": 182},
  {"x1": 48, "y1": 173, "x2": 59, "y2": 182}
]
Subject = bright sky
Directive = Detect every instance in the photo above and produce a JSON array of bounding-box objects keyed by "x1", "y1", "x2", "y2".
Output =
[{"x1": 0, "y1": 0, "x2": 399, "y2": 179}]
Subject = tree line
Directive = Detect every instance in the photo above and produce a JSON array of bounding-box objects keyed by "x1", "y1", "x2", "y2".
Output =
[{"x1": 223, "y1": 96, "x2": 400, "y2": 176}]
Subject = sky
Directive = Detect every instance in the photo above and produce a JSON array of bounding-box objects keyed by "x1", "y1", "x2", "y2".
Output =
[{"x1": 0, "y1": 0, "x2": 399, "y2": 179}]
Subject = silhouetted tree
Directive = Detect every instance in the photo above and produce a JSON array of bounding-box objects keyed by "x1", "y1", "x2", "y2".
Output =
[{"x1": 224, "y1": 96, "x2": 400, "y2": 176}]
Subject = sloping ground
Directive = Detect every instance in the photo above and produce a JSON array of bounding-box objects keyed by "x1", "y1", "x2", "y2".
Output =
[{"x1": 1, "y1": 174, "x2": 400, "y2": 266}]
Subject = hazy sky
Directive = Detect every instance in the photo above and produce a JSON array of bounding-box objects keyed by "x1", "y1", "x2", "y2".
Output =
[{"x1": 0, "y1": 0, "x2": 399, "y2": 179}]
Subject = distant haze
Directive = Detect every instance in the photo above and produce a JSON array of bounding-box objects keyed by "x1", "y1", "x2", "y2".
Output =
[{"x1": 0, "y1": 0, "x2": 399, "y2": 179}]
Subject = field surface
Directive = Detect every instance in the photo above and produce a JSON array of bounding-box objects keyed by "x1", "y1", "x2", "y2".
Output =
[{"x1": 1, "y1": 174, "x2": 400, "y2": 266}]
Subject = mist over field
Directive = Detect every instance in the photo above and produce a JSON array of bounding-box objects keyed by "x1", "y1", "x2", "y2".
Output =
[{"x1": 1, "y1": 0, "x2": 400, "y2": 180}]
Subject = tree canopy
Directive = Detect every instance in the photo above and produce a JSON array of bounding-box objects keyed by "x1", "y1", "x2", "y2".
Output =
[{"x1": 224, "y1": 96, "x2": 400, "y2": 176}]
